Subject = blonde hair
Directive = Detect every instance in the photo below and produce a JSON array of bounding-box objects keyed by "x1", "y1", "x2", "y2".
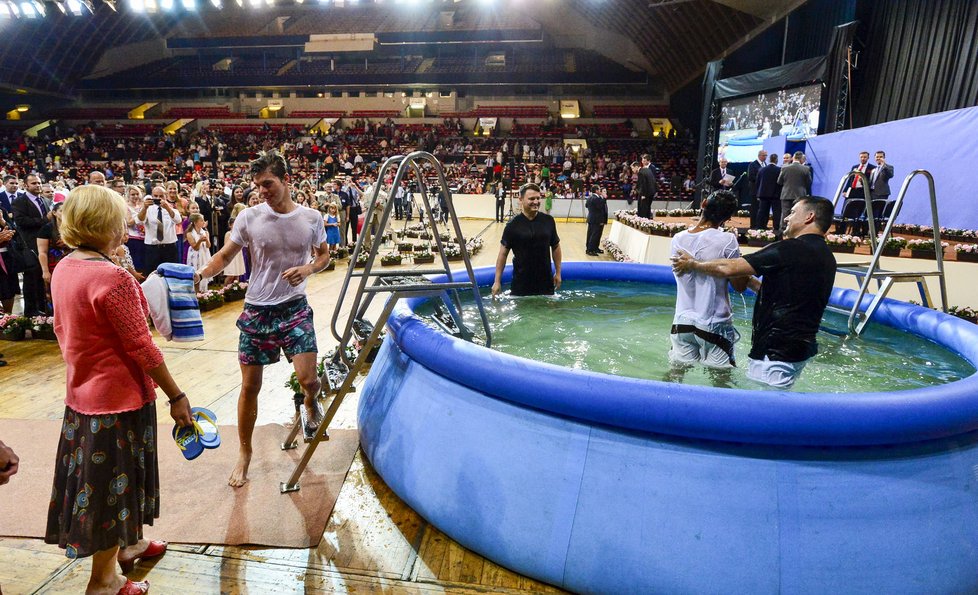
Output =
[
  {"x1": 61, "y1": 185, "x2": 128, "y2": 249},
  {"x1": 189, "y1": 213, "x2": 205, "y2": 225}
]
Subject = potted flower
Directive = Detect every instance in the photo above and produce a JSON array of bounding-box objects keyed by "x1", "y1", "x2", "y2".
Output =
[
  {"x1": 825, "y1": 234, "x2": 863, "y2": 253},
  {"x1": 948, "y1": 305, "x2": 978, "y2": 324},
  {"x1": 397, "y1": 242, "x2": 414, "y2": 252},
  {"x1": 746, "y1": 229, "x2": 777, "y2": 246},
  {"x1": 877, "y1": 235, "x2": 907, "y2": 257},
  {"x1": 465, "y1": 237, "x2": 484, "y2": 255},
  {"x1": 223, "y1": 280, "x2": 248, "y2": 302},
  {"x1": 906, "y1": 238, "x2": 948, "y2": 259},
  {"x1": 413, "y1": 248, "x2": 435, "y2": 265},
  {"x1": 381, "y1": 252, "x2": 403, "y2": 267},
  {"x1": 954, "y1": 243, "x2": 978, "y2": 263},
  {"x1": 30, "y1": 315, "x2": 57, "y2": 341},
  {"x1": 331, "y1": 247, "x2": 349, "y2": 259},
  {"x1": 0, "y1": 315, "x2": 30, "y2": 341},
  {"x1": 196, "y1": 289, "x2": 225, "y2": 312},
  {"x1": 353, "y1": 251, "x2": 370, "y2": 269},
  {"x1": 443, "y1": 244, "x2": 464, "y2": 262}
]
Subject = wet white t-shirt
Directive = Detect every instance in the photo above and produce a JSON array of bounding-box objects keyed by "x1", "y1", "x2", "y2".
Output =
[
  {"x1": 670, "y1": 227, "x2": 741, "y2": 326},
  {"x1": 230, "y1": 202, "x2": 327, "y2": 306}
]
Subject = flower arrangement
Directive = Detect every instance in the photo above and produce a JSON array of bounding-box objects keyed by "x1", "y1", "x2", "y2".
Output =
[
  {"x1": 906, "y1": 238, "x2": 949, "y2": 251},
  {"x1": 746, "y1": 229, "x2": 777, "y2": 243},
  {"x1": 953, "y1": 243, "x2": 978, "y2": 262},
  {"x1": 601, "y1": 239, "x2": 634, "y2": 263},
  {"x1": 443, "y1": 244, "x2": 463, "y2": 260},
  {"x1": 465, "y1": 237, "x2": 484, "y2": 255},
  {"x1": 196, "y1": 289, "x2": 225, "y2": 311},
  {"x1": 0, "y1": 315, "x2": 30, "y2": 340},
  {"x1": 397, "y1": 242, "x2": 414, "y2": 252},
  {"x1": 825, "y1": 234, "x2": 864, "y2": 247},
  {"x1": 948, "y1": 305, "x2": 978, "y2": 323},
  {"x1": 223, "y1": 280, "x2": 248, "y2": 301},
  {"x1": 354, "y1": 251, "x2": 370, "y2": 268},
  {"x1": 413, "y1": 248, "x2": 435, "y2": 264},
  {"x1": 381, "y1": 252, "x2": 403, "y2": 266},
  {"x1": 877, "y1": 235, "x2": 907, "y2": 251},
  {"x1": 30, "y1": 315, "x2": 57, "y2": 340}
]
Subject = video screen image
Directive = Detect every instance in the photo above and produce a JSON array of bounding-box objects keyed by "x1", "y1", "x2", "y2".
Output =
[{"x1": 717, "y1": 83, "x2": 822, "y2": 163}]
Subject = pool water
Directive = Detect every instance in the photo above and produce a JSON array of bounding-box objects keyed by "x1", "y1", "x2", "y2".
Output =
[{"x1": 421, "y1": 280, "x2": 975, "y2": 392}]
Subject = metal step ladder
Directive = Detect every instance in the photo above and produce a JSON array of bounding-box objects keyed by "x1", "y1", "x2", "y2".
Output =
[
  {"x1": 279, "y1": 151, "x2": 492, "y2": 493},
  {"x1": 831, "y1": 169, "x2": 947, "y2": 335}
]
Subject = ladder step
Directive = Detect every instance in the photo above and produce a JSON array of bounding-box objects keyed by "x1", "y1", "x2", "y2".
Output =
[
  {"x1": 323, "y1": 360, "x2": 356, "y2": 396},
  {"x1": 376, "y1": 275, "x2": 433, "y2": 287},
  {"x1": 352, "y1": 318, "x2": 375, "y2": 341}
]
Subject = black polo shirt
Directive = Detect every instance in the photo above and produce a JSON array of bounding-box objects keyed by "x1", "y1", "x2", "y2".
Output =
[
  {"x1": 501, "y1": 213, "x2": 560, "y2": 296},
  {"x1": 742, "y1": 234, "x2": 837, "y2": 362}
]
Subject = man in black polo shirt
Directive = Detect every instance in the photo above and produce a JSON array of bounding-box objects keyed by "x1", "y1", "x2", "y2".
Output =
[
  {"x1": 671, "y1": 196, "x2": 836, "y2": 389},
  {"x1": 492, "y1": 183, "x2": 562, "y2": 298}
]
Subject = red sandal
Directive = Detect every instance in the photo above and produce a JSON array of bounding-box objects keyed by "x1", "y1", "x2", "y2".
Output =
[
  {"x1": 117, "y1": 579, "x2": 150, "y2": 594},
  {"x1": 118, "y1": 540, "x2": 167, "y2": 573}
]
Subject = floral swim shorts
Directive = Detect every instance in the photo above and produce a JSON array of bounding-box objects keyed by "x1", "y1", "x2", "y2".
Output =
[{"x1": 236, "y1": 296, "x2": 318, "y2": 366}]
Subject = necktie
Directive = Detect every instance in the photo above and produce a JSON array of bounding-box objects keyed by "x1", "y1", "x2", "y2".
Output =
[
  {"x1": 851, "y1": 165, "x2": 863, "y2": 189},
  {"x1": 36, "y1": 197, "x2": 47, "y2": 217},
  {"x1": 156, "y1": 206, "x2": 164, "y2": 242}
]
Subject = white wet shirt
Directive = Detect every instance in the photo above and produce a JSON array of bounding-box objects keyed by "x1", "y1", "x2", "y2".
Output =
[
  {"x1": 670, "y1": 227, "x2": 741, "y2": 326},
  {"x1": 230, "y1": 202, "x2": 327, "y2": 306}
]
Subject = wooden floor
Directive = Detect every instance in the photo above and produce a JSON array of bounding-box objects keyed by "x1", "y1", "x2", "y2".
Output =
[{"x1": 0, "y1": 218, "x2": 609, "y2": 595}]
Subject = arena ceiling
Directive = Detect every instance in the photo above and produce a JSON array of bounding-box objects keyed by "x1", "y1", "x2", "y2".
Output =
[{"x1": 0, "y1": 0, "x2": 805, "y2": 98}]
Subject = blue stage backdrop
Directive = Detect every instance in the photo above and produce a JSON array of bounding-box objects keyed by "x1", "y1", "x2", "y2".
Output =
[{"x1": 806, "y1": 106, "x2": 978, "y2": 230}]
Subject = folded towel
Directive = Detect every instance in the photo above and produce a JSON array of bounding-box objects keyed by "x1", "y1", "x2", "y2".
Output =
[{"x1": 157, "y1": 263, "x2": 204, "y2": 342}]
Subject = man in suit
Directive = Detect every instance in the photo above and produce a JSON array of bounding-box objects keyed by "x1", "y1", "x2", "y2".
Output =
[
  {"x1": 585, "y1": 186, "x2": 608, "y2": 256},
  {"x1": 710, "y1": 158, "x2": 735, "y2": 193},
  {"x1": 845, "y1": 151, "x2": 875, "y2": 200},
  {"x1": 870, "y1": 150, "x2": 894, "y2": 200},
  {"x1": 776, "y1": 152, "x2": 812, "y2": 235},
  {"x1": 11, "y1": 174, "x2": 51, "y2": 316},
  {"x1": 747, "y1": 150, "x2": 768, "y2": 228},
  {"x1": 754, "y1": 153, "x2": 782, "y2": 230},
  {"x1": 1, "y1": 176, "x2": 18, "y2": 219},
  {"x1": 633, "y1": 154, "x2": 657, "y2": 219}
]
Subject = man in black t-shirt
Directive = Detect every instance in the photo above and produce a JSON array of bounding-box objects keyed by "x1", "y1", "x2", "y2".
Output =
[
  {"x1": 492, "y1": 183, "x2": 562, "y2": 298},
  {"x1": 672, "y1": 196, "x2": 836, "y2": 389}
]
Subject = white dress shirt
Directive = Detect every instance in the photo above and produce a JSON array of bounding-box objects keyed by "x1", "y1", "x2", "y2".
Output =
[{"x1": 136, "y1": 204, "x2": 182, "y2": 245}]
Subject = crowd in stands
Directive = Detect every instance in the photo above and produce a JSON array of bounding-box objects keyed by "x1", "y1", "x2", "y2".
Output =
[{"x1": 0, "y1": 117, "x2": 697, "y2": 205}]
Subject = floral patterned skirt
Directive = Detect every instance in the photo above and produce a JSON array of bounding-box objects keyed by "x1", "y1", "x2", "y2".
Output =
[{"x1": 44, "y1": 403, "x2": 160, "y2": 559}]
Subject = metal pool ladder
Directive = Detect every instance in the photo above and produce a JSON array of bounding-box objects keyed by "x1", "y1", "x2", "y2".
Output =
[
  {"x1": 833, "y1": 169, "x2": 947, "y2": 335},
  {"x1": 279, "y1": 150, "x2": 492, "y2": 493}
]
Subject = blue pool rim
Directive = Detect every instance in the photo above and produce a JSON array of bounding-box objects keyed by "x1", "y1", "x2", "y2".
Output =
[{"x1": 387, "y1": 261, "x2": 978, "y2": 447}]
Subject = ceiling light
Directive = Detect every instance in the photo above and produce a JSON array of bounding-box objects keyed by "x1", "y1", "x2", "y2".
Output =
[
  {"x1": 160, "y1": 0, "x2": 173, "y2": 9},
  {"x1": 128, "y1": 0, "x2": 145, "y2": 11},
  {"x1": 65, "y1": 0, "x2": 83, "y2": 13},
  {"x1": 103, "y1": 0, "x2": 117, "y2": 11},
  {"x1": 181, "y1": 0, "x2": 196, "y2": 9},
  {"x1": 20, "y1": 1, "x2": 36, "y2": 17},
  {"x1": 209, "y1": 0, "x2": 220, "y2": 6},
  {"x1": 32, "y1": 0, "x2": 45, "y2": 15},
  {"x1": 16, "y1": 105, "x2": 30, "y2": 112}
]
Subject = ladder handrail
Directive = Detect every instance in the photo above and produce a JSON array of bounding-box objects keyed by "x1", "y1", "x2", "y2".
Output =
[
  {"x1": 330, "y1": 151, "x2": 492, "y2": 364},
  {"x1": 846, "y1": 169, "x2": 946, "y2": 334}
]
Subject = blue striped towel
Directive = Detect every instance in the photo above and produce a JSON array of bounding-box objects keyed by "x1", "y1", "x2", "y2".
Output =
[{"x1": 157, "y1": 263, "x2": 205, "y2": 342}]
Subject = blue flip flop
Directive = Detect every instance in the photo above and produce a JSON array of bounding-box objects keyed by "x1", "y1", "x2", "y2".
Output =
[
  {"x1": 172, "y1": 420, "x2": 205, "y2": 461},
  {"x1": 191, "y1": 407, "x2": 221, "y2": 449}
]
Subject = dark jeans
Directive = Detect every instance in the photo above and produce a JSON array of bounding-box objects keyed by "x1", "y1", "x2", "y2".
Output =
[
  {"x1": 347, "y1": 209, "x2": 360, "y2": 243},
  {"x1": 495, "y1": 200, "x2": 505, "y2": 222},
  {"x1": 142, "y1": 242, "x2": 179, "y2": 276},
  {"x1": 586, "y1": 223, "x2": 604, "y2": 253}
]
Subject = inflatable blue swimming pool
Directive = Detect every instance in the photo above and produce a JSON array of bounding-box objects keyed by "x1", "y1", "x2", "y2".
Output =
[{"x1": 358, "y1": 262, "x2": 978, "y2": 594}]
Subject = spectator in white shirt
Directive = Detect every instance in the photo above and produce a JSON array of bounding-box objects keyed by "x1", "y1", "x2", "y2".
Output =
[{"x1": 135, "y1": 185, "x2": 182, "y2": 275}]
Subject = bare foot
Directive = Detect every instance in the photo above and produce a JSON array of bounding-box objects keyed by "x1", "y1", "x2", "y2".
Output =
[{"x1": 228, "y1": 450, "x2": 252, "y2": 488}]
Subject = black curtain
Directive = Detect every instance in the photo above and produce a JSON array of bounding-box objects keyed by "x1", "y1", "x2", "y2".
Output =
[
  {"x1": 695, "y1": 60, "x2": 722, "y2": 205},
  {"x1": 822, "y1": 21, "x2": 860, "y2": 133},
  {"x1": 854, "y1": 0, "x2": 978, "y2": 126}
]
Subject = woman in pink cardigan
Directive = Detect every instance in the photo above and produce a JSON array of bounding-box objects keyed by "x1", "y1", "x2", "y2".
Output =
[{"x1": 44, "y1": 185, "x2": 195, "y2": 595}]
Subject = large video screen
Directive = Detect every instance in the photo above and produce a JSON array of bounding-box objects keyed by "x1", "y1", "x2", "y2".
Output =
[{"x1": 717, "y1": 83, "x2": 822, "y2": 163}]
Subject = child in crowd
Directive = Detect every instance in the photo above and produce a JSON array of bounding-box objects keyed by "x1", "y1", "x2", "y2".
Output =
[
  {"x1": 186, "y1": 213, "x2": 212, "y2": 291},
  {"x1": 325, "y1": 203, "x2": 341, "y2": 252},
  {"x1": 222, "y1": 218, "x2": 246, "y2": 285}
]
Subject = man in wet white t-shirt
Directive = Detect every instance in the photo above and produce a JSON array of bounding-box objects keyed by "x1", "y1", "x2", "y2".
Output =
[{"x1": 195, "y1": 151, "x2": 331, "y2": 488}]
